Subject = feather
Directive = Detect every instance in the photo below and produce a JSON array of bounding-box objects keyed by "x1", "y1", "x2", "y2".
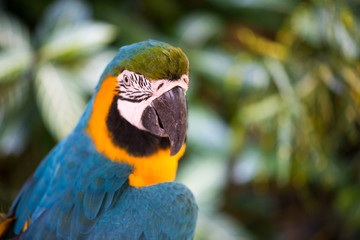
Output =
[
  {"x1": 83, "y1": 188, "x2": 106, "y2": 219},
  {"x1": 26, "y1": 177, "x2": 48, "y2": 212},
  {"x1": 21, "y1": 209, "x2": 53, "y2": 240},
  {"x1": 0, "y1": 216, "x2": 15, "y2": 239},
  {"x1": 102, "y1": 191, "x2": 115, "y2": 210},
  {"x1": 74, "y1": 191, "x2": 85, "y2": 209},
  {"x1": 14, "y1": 180, "x2": 39, "y2": 234},
  {"x1": 104, "y1": 174, "x2": 128, "y2": 193},
  {"x1": 73, "y1": 205, "x2": 97, "y2": 234},
  {"x1": 46, "y1": 203, "x2": 63, "y2": 231},
  {"x1": 59, "y1": 188, "x2": 74, "y2": 212},
  {"x1": 90, "y1": 176, "x2": 106, "y2": 192},
  {"x1": 56, "y1": 206, "x2": 73, "y2": 239}
]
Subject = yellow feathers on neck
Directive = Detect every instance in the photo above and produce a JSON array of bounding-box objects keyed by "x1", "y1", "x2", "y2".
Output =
[{"x1": 87, "y1": 76, "x2": 185, "y2": 187}]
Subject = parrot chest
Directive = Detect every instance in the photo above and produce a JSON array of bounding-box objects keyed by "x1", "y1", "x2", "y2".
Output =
[{"x1": 128, "y1": 145, "x2": 186, "y2": 187}]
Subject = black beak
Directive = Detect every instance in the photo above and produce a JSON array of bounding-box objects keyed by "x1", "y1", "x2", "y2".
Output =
[{"x1": 141, "y1": 87, "x2": 187, "y2": 156}]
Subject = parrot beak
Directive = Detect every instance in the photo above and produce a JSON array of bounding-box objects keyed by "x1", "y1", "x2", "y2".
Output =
[{"x1": 142, "y1": 87, "x2": 187, "y2": 156}]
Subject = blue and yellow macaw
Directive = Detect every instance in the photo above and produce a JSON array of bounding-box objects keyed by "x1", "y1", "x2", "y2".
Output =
[{"x1": 0, "y1": 40, "x2": 198, "y2": 239}]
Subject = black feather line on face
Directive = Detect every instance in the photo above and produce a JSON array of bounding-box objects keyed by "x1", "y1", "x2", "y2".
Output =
[
  {"x1": 106, "y1": 96, "x2": 170, "y2": 156},
  {"x1": 118, "y1": 94, "x2": 152, "y2": 103}
]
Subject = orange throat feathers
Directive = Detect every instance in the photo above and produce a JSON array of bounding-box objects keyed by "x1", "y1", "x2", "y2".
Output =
[{"x1": 87, "y1": 76, "x2": 185, "y2": 188}]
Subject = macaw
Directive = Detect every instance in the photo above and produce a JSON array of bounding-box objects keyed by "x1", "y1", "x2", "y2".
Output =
[{"x1": 0, "y1": 40, "x2": 198, "y2": 239}]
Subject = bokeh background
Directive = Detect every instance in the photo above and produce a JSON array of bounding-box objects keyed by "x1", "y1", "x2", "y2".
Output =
[{"x1": 1, "y1": 0, "x2": 360, "y2": 239}]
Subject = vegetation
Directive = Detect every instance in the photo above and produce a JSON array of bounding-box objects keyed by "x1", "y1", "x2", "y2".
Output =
[{"x1": 1, "y1": 0, "x2": 360, "y2": 239}]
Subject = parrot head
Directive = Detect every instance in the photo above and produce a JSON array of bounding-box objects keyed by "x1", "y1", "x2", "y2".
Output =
[
  {"x1": 113, "y1": 56, "x2": 189, "y2": 156},
  {"x1": 86, "y1": 40, "x2": 189, "y2": 187}
]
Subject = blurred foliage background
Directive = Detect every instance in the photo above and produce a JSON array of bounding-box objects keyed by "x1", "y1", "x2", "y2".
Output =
[{"x1": 1, "y1": 0, "x2": 360, "y2": 239}]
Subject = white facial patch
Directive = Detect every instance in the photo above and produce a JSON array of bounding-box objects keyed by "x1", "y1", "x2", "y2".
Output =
[{"x1": 116, "y1": 70, "x2": 189, "y2": 131}]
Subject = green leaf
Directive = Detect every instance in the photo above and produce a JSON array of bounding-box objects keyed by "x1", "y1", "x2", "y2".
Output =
[
  {"x1": 194, "y1": 212, "x2": 254, "y2": 240},
  {"x1": 190, "y1": 48, "x2": 232, "y2": 85},
  {"x1": 290, "y1": 5, "x2": 325, "y2": 47},
  {"x1": 239, "y1": 94, "x2": 282, "y2": 124},
  {"x1": 0, "y1": 80, "x2": 32, "y2": 156},
  {"x1": 276, "y1": 112, "x2": 293, "y2": 185},
  {"x1": 36, "y1": 0, "x2": 92, "y2": 39},
  {"x1": 0, "y1": 49, "x2": 32, "y2": 83},
  {"x1": 0, "y1": 13, "x2": 30, "y2": 49},
  {"x1": 76, "y1": 49, "x2": 117, "y2": 94},
  {"x1": 177, "y1": 12, "x2": 223, "y2": 47},
  {"x1": 0, "y1": 79, "x2": 30, "y2": 123},
  {"x1": 209, "y1": 0, "x2": 297, "y2": 11},
  {"x1": 336, "y1": 186, "x2": 360, "y2": 227},
  {"x1": 35, "y1": 63, "x2": 87, "y2": 140},
  {"x1": 225, "y1": 60, "x2": 270, "y2": 93},
  {"x1": 264, "y1": 58, "x2": 302, "y2": 117},
  {"x1": 0, "y1": 110, "x2": 32, "y2": 157},
  {"x1": 177, "y1": 153, "x2": 228, "y2": 211},
  {"x1": 106, "y1": 12, "x2": 162, "y2": 44},
  {"x1": 232, "y1": 146, "x2": 265, "y2": 184},
  {"x1": 333, "y1": 22, "x2": 358, "y2": 59},
  {"x1": 187, "y1": 104, "x2": 230, "y2": 155},
  {"x1": 39, "y1": 22, "x2": 116, "y2": 62}
]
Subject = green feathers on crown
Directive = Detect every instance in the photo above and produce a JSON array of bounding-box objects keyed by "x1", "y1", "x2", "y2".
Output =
[{"x1": 102, "y1": 40, "x2": 189, "y2": 83}]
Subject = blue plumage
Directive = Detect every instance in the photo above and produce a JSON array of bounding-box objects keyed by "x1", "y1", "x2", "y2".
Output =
[
  {"x1": 12, "y1": 119, "x2": 196, "y2": 239},
  {"x1": 7, "y1": 40, "x2": 198, "y2": 240}
]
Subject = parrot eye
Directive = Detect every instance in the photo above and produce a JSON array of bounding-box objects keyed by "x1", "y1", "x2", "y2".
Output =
[{"x1": 124, "y1": 76, "x2": 130, "y2": 86}]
